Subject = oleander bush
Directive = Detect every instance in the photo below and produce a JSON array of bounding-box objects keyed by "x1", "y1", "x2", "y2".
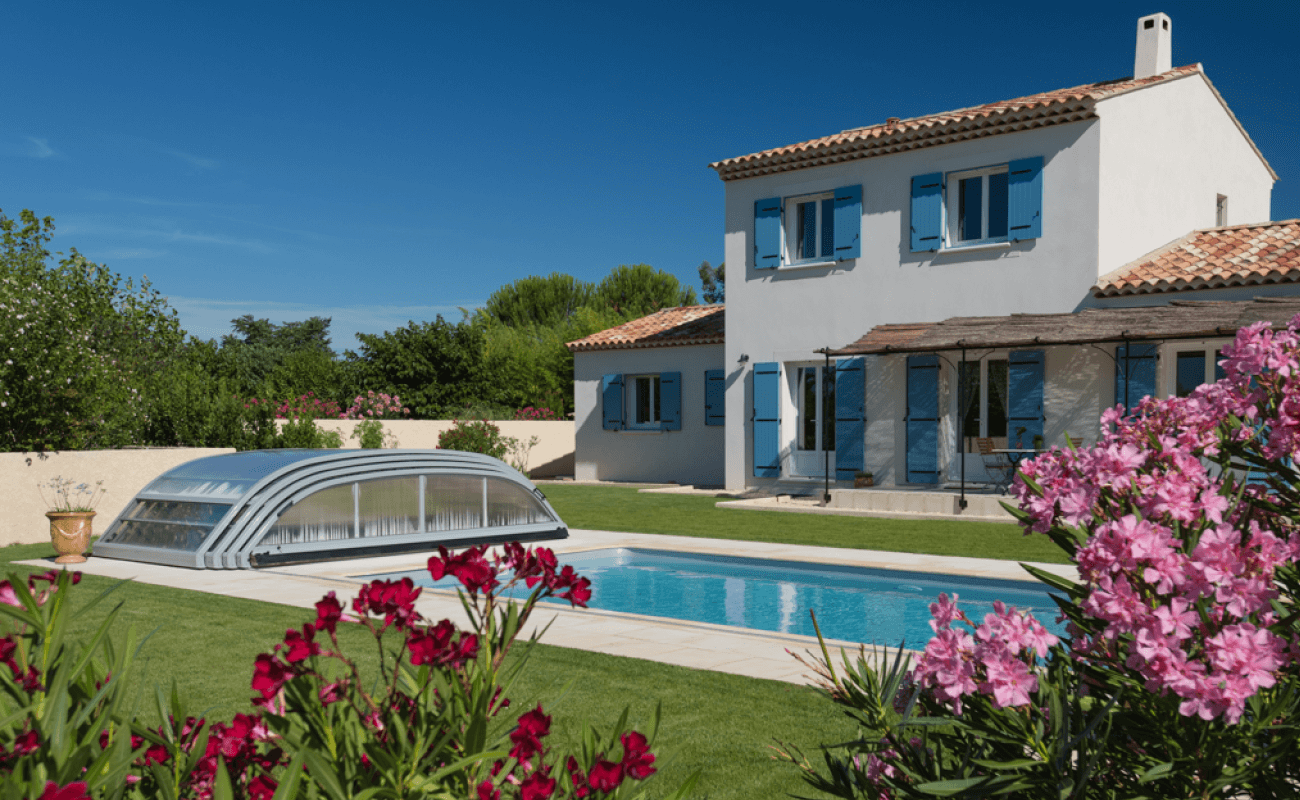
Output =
[
  {"x1": 0, "y1": 545, "x2": 694, "y2": 799},
  {"x1": 782, "y1": 315, "x2": 1300, "y2": 798}
]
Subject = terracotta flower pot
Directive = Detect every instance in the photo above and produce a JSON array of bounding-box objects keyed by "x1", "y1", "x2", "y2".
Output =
[{"x1": 47, "y1": 511, "x2": 94, "y2": 564}]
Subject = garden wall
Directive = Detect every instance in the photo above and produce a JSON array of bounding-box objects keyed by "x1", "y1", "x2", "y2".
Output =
[
  {"x1": 1, "y1": 422, "x2": 573, "y2": 549},
  {"x1": 0, "y1": 448, "x2": 235, "y2": 548},
  {"x1": 309, "y1": 420, "x2": 574, "y2": 477}
]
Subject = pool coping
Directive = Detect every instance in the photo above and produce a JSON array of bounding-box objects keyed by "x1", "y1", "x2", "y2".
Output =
[{"x1": 23, "y1": 529, "x2": 1077, "y2": 686}]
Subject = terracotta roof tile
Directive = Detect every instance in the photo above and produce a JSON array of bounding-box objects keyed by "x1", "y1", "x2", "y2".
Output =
[
  {"x1": 566, "y1": 305, "x2": 725, "y2": 352},
  {"x1": 709, "y1": 66, "x2": 1204, "y2": 182},
  {"x1": 1093, "y1": 220, "x2": 1300, "y2": 297}
]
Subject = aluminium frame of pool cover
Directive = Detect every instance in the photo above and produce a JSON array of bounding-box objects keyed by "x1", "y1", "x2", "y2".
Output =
[{"x1": 93, "y1": 449, "x2": 568, "y2": 570}]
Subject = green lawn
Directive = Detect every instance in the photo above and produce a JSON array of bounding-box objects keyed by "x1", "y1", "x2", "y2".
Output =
[
  {"x1": 541, "y1": 484, "x2": 1069, "y2": 564},
  {"x1": 1, "y1": 486, "x2": 1067, "y2": 798},
  {"x1": 0, "y1": 541, "x2": 852, "y2": 799}
]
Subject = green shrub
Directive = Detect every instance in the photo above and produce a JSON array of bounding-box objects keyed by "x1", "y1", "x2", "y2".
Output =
[
  {"x1": 351, "y1": 418, "x2": 395, "y2": 449},
  {"x1": 438, "y1": 419, "x2": 512, "y2": 460}
]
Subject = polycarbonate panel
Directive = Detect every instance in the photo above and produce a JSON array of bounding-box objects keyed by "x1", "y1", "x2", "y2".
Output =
[
  {"x1": 358, "y1": 477, "x2": 420, "y2": 538},
  {"x1": 141, "y1": 477, "x2": 258, "y2": 501},
  {"x1": 425, "y1": 475, "x2": 483, "y2": 532},
  {"x1": 109, "y1": 520, "x2": 215, "y2": 551},
  {"x1": 123, "y1": 500, "x2": 231, "y2": 526},
  {"x1": 486, "y1": 477, "x2": 554, "y2": 527},
  {"x1": 261, "y1": 484, "x2": 355, "y2": 546}
]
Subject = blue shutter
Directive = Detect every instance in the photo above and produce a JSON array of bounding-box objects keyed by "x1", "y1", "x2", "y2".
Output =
[
  {"x1": 660, "y1": 371, "x2": 681, "y2": 431},
  {"x1": 1115, "y1": 344, "x2": 1157, "y2": 415},
  {"x1": 1007, "y1": 350, "x2": 1045, "y2": 448},
  {"x1": 601, "y1": 374, "x2": 624, "y2": 430},
  {"x1": 910, "y1": 173, "x2": 944, "y2": 251},
  {"x1": 755, "y1": 197, "x2": 782, "y2": 269},
  {"x1": 833, "y1": 184, "x2": 862, "y2": 260},
  {"x1": 752, "y1": 362, "x2": 780, "y2": 478},
  {"x1": 834, "y1": 358, "x2": 866, "y2": 480},
  {"x1": 704, "y1": 369, "x2": 725, "y2": 426},
  {"x1": 906, "y1": 355, "x2": 940, "y2": 484},
  {"x1": 1007, "y1": 156, "x2": 1043, "y2": 241}
]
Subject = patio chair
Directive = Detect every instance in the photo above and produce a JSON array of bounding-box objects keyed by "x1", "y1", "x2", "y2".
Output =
[{"x1": 976, "y1": 437, "x2": 1015, "y2": 494}]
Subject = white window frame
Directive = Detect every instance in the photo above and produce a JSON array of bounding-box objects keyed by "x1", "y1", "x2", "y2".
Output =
[
  {"x1": 627, "y1": 374, "x2": 662, "y2": 429},
  {"x1": 956, "y1": 354, "x2": 1011, "y2": 452},
  {"x1": 1216, "y1": 194, "x2": 1229, "y2": 227},
  {"x1": 945, "y1": 164, "x2": 1010, "y2": 248},
  {"x1": 782, "y1": 191, "x2": 835, "y2": 266},
  {"x1": 1161, "y1": 340, "x2": 1231, "y2": 399}
]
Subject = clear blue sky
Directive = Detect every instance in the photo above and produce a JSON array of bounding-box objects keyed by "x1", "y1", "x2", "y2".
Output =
[{"x1": 4, "y1": 1, "x2": 1297, "y2": 350}]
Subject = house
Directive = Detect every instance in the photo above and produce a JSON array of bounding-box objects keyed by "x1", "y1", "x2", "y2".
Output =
[
  {"x1": 570, "y1": 13, "x2": 1293, "y2": 500},
  {"x1": 567, "y1": 305, "x2": 725, "y2": 486}
]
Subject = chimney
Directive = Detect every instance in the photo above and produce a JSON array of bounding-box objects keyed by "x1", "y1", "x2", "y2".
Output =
[{"x1": 1134, "y1": 12, "x2": 1172, "y2": 79}]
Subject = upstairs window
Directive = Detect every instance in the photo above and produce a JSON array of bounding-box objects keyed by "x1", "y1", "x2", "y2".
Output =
[
  {"x1": 910, "y1": 157, "x2": 1042, "y2": 252},
  {"x1": 948, "y1": 166, "x2": 1009, "y2": 245},
  {"x1": 755, "y1": 185, "x2": 861, "y2": 269},
  {"x1": 1216, "y1": 194, "x2": 1229, "y2": 227},
  {"x1": 787, "y1": 192, "x2": 835, "y2": 263}
]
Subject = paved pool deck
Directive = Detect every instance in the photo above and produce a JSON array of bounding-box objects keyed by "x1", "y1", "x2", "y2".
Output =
[{"x1": 26, "y1": 530, "x2": 1077, "y2": 686}]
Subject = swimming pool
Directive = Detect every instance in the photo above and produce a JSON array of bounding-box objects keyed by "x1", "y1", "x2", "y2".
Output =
[{"x1": 373, "y1": 547, "x2": 1065, "y2": 647}]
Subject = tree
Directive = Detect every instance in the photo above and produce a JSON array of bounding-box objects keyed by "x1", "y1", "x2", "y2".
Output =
[
  {"x1": 210, "y1": 315, "x2": 343, "y2": 401},
  {"x1": 344, "y1": 316, "x2": 495, "y2": 418},
  {"x1": 482, "y1": 273, "x2": 596, "y2": 328},
  {"x1": 0, "y1": 208, "x2": 185, "y2": 452},
  {"x1": 698, "y1": 260, "x2": 724, "y2": 304},
  {"x1": 595, "y1": 264, "x2": 697, "y2": 319}
]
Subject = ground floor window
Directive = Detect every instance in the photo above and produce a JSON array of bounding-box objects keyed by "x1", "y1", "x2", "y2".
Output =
[
  {"x1": 958, "y1": 357, "x2": 1009, "y2": 452},
  {"x1": 797, "y1": 365, "x2": 836, "y2": 453},
  {"x1": 1174, "y1": 348, "x2": 1226, "y2": 397},
  {"x1": 630, "y1": 374, "x2": 661, "y2": 427}
]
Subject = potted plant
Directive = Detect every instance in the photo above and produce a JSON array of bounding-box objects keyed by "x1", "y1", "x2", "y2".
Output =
[
  {"x1": 854, "y1": 470, "x2": 874, "y2": 488},
  {"x1": 1032, "y1": 434, "x2": 1045, "y2": 451},
  {"x1": 1015, "y1": 426, "x2": 1027, "y2": 448},
  {"x1": 38, "y1": 477, "x2": 105, "y2": 564}
]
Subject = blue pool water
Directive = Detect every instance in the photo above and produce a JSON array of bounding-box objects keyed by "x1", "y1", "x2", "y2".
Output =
[{"x1": 373, "y1": 548, "x2": 1065, "y2": 647}]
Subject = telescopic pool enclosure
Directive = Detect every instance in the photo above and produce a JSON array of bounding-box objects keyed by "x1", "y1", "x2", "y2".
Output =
[{"x1": 93, "y1": 450, "x2": 568, "y2": 569}]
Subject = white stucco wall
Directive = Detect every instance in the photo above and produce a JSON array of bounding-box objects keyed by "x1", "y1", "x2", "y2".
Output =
[
  {"x1": 722, "y1": 121, "x2": 1103, "y2": 490},
  {"x1": 573, "y1": 344, "x2": 725, "y2": 486},
  {"x1": 1096, "y1": 71, "x2": 1275, "y2": 276}
]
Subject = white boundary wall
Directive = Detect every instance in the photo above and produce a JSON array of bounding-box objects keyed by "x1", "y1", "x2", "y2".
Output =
[
  {"x1": 1, "y1": 448, "x2": 234, "y2": 547},
  {"x1": 308, "y1": 420, "x2": 573, "y2": 477}
]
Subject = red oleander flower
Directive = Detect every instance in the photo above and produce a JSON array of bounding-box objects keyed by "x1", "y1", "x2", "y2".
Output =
[
  {"x1": 620, "y1": 731, "x2": 656, "y2": 780},
  {"x1": 558, "y1": 577, "x2": 592, "y2": 608},
  {"x1": 251, "y1": 654, "x2": 291, "y2": 700},
  {"x1": 588, "y1": 759, "x2": 624, "y2": 792},
  {"x1": 353, "y1": 578, "x2": 422, "y2": 630},
  {"x1": 38, "y1": 782, "x2": 89, "y2": 800},
  {"x1": 247, "y1": 775, "x2": 278, "y2": 800},
  {"x1": 428, "y1": 545, "x2": 499, "y2": 595},
  {"x1": 519, "y1": 770, "x2": 557, "y2": 800},
  {"x1": 283, "y1": 624, "x2": 321, "y2": 663},
  {"x1": 509, "y1": 705, "x2": 552, "y2": 762},
  {"x1": 12, "y1": 729, "x2": 39, "y2": 756},
  {"x1": 477, "y1": 779, "x2": 501, "y2": 800},
  {"x1": 314, "y1": 591, "x2": 344, "y2": 633},
  {"x1": 565, "y1": 756, "x2": 592, "y2": 798},
  {"x1": 18, "y1": 665, "x2": 43, "y2": 693}
]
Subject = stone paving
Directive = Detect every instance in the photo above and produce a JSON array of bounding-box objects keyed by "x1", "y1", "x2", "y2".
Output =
[{"x1": 27, "y1": 530, "x2": 1076, "y2": 686}]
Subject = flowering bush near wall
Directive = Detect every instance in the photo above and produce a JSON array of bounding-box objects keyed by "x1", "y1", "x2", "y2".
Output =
[
  {"x1": 0, "y1": 546, "x2": 692, "y2": 799},
  {"x1": 782, "y1": 317, "x2": 1300, "y2": 798}
]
